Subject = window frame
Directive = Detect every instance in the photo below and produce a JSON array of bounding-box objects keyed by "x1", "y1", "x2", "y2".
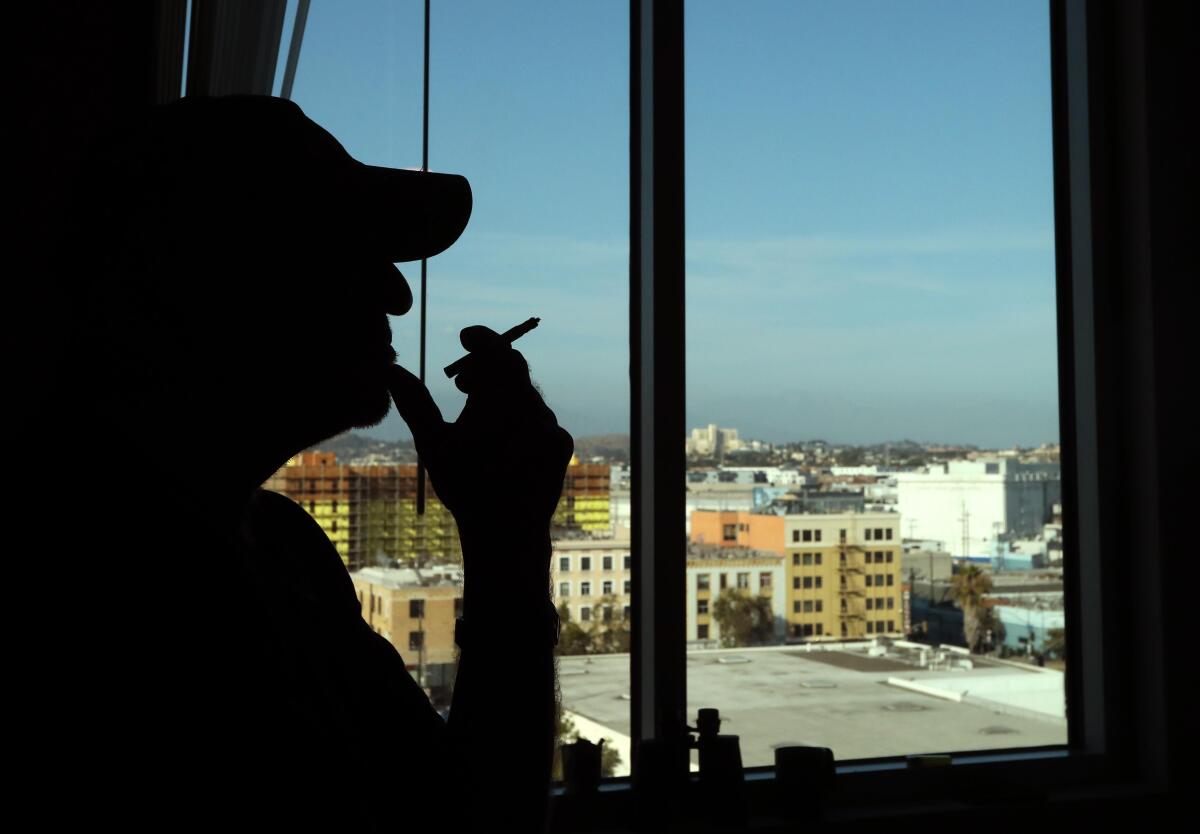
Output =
[{"x1": 610, "y1": 0, "x2": 1171, "y2": 826}]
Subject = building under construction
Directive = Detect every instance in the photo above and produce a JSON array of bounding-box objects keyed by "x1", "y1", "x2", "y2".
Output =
[
  {"x1": 265, "y1": 453, "x2": 615, "y2": 569},
  {"x1": 553, "y1": 459, "x2": 612, "y2": 536},
  {"x1": 264, "y1": 452, "x2": 461, "y2": 570}
]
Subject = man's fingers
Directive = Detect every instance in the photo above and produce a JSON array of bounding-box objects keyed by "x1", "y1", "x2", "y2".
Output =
[
  {"x1": 459, "y1": 325, "x2": 505, "y2": 352},
  {"x1": 387, "y1": 364, "x2": 446, "y2": 456}
]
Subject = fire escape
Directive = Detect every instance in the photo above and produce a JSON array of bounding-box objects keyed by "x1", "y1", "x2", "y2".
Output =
[{"x1": 838, "y1": 543, "x2": 867, "y2": 638}]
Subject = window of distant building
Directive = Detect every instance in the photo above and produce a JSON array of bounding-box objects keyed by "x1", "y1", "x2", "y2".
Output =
[
  {"x1": 698, "y1": 574, "x2": 710, "y2": 590},
  {"x1": 736, "y1": 573, "x2": 750, "y2": 589},
  {"x1": 760, "y1": 573, "x2": 772, "y2": 589},
  {"x1": 698, "y1": 624, "x2": 709, "y2": 640},
  {"x1": 603, "y1": 580, "x2": 613, "y2": 595},
  {"x1": 802, "y1": 530, "x2": 813, "y2": 542},
  {"x1": 581, "y1": 581, "x2": 592, "y2": 596},
  {"x1": 603, "y1": 556, "x2": 613, "y2": 570},
  {"x1": 581, "y1": 557, "x2": 591, "y2": 571},
  {"x1": 625, "y1": 580, "x2": 632, "y2": 594},
  {"x1": 409, "y1": 631, "x2": 424, "y2": 651},
  {"x1": 559, "y1": 582, "x2": 570, "y2": 598},
  {"x1": 560, "y1": 556, "x2": 571, "y2": 572},
  {"x1": 723, "y1": 524, "x2": 737, "y2": 541},
  {"x1": 410, "y1": 600, "x2": 425, "y2": 619},
  {"x1": 698, "y1": 600, "x2": 709, "y2": 615},
  {"x1": 581, "y1": 607, "x2": 591, "y2": 623}
]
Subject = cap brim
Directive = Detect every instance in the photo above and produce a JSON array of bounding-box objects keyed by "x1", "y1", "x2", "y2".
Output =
[{"x1": 350, "y1": 165, "x2": 473, "y2": 263}]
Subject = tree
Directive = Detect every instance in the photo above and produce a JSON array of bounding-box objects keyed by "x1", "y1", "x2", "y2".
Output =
[
  {"x1": 950, "y1": 564, "x2": 994, "y2": 652},
  {"x1": 551, "y1": 711, "x2": 622, "y2": 780},
  {"x1": 711, "y1": 588, "x2": 775, "y2": 648},
  {"x1": 555, "y1": 598, "x2": 630, "y2": 656},
  {"x1": 1044, "y1": 627, "x2": 1066, "y2": 659}
]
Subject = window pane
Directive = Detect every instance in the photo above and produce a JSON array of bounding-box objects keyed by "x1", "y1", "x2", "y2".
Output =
[
  {"x1": 275, "y1": 0, "x2": 630, "y2": 780},
  {"x1": 684, "y1": 0, "x2": 1067, "y2": 766}
]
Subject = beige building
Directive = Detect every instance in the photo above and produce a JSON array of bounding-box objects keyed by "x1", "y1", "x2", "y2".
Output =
[
  {"x1": 551, "y1": 538, "x2": 632, "y2": 626},
  {"x1": 686, "y1": 545, "x2": 786, "y2": 645},
  {"x1": 784, "y1": 512, "x2": 903, "y2": 640},
  {"x1": 350, "y1": 566, "x2": 462, "y2": 694}
]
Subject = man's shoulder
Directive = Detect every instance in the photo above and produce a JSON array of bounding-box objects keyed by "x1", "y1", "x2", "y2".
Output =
[{"x1": 245, "y1": 488, "x2": 359, "y2": 612}]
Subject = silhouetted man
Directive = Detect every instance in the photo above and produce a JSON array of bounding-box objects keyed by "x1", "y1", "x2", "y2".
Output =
[{"x1": 29, "y1": 95, "x2": 572, "y2": 832}]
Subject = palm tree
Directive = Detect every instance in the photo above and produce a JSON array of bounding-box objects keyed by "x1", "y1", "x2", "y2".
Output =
[{"x1": 950, "y1": 563, "x2": 994, "y2": 652}]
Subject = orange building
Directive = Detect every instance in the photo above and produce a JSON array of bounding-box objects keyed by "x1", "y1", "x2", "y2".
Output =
[{"x1": 690, "y1": 510, "x2": 785, "y2": 555}]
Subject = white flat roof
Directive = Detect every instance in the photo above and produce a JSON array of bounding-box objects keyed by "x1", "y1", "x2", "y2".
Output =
[{"x1": 559, "y1": 644, "x2": 1066, "y2": 768}]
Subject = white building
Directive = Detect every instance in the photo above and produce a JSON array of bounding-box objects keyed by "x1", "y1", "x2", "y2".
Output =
[
  {"x1": 895, "y1": 460, "x2": 1061, "y2": 559},
  {"x1": 685, "y1": 547, "x2": 787, "y2": 646},
  {"x1": 686, "y1": 423, "x2": 741, "y2": 456}
]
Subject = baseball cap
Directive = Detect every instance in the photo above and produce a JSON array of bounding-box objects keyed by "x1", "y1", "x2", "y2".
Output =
[{"x1": 93, "y1": 95, "x2": 472, "y2": 315}]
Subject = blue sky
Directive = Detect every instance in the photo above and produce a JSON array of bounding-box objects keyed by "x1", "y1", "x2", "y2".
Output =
[{"x1": 287, "y1": 0, "x2": 1059, "y2": 448}]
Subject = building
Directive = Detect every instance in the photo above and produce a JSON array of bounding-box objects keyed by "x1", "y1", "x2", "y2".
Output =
[
  {"x1": 895, "y1": 460, "x2": 1061, "y2": 559},
  {"x1": 690, "y1": 510, "x2": 784, "y2": 553},
  {"x1": 685, "y1": 544, "x2": 786, "y2": 645},
  {"x1": 783, "y1": 511, "x2": 904, "y2": 641},
  {"x1": 350, "y1": 566, "x2": 462, "y2": 698},
  {"x1": 265, "y1": 452, "x2": 461, "y2": 570},
  {"x1": 551, "y1": 539, "x2": 632, "y2": 627},
  {"x1": 685, "y1": 423, "x2": 741, "y2": 457},
  {"x1": 553, "y1": 459, "x2": 611, "y2": 536},
  {"x1": 766, "y1": 489, "x2": 865, "y2": 516}
]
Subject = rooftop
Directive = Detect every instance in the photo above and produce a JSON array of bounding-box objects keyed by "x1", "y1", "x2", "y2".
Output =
[{"x1": 559, "y1": 642, "x2": 1066, "y2": 771}]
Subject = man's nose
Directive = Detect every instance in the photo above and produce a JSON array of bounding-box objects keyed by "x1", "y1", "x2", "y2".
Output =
[{"x1": 379, "y1": 262, "x2": 414, "y2": 316}]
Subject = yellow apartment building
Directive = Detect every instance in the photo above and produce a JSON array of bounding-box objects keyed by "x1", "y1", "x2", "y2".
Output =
[{"x1": 784, "y1": 512, "x2": 904, "y2": 640}]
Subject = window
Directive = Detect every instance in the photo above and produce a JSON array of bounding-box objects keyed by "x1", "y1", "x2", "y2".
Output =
[
  {"x1": 580, "y1": 607, "x2": 591, "y2": 623},
  {"x1": 624, "y1": 555, "x2": 631, "y2": 570},
  {"x1": 602, "y1": 580, "x2": 613, "y2": 595},
  {"x1": 867, "y1": 622, "x2": 875, "y2": 635},
  {"x1": 814, "y1": 530, "x2": 822, "y2": 542},
  {"x1": 330, "y1": 519, "x2": 337, "y2": 533},
  {"x1": 888, "y1": 620, "x2": 895, "y2": 632},
  {"x1": 865, "y1": 528, "x2": 873, "y2": 541},
  {"x1": 331, "y1": 500, "x2": 338, "y2": 512},
  {"x1": 580, "y1": 582, "x2": 592, "y2": 597},
  {"x1": 603, "y1": 606, "x2": 613, "y2": 623},
  {"x1": 803, "y1": 600, "x2": 813, "y2": 613},
  {"x1": 580, "y1": 557, "x2": 591, "y2": 572},
  {"x1": 454, "y1": 598, "x2": 463, "y2": 619},
  {"x1": 814, "y1": 553, "x2": 822, "y2": 566},
  {"x1": 697, "y1": 574, "x2": 711, "y2": 591},
  {"x1": 759, "y1": 573, "x2": 772, "y2": 589},
  {"x1": 792, "y1": 553, "x2": 801, "y2": 566},
  {"x1": 408, "y1": 631, "x2": 424, "y2": 651},
  {"x1": 886, "y1": 574, "x2": 894, "y2": 586},
  {"x1": 803, "y1": 577, "x2": 813, "y2": 589},
  {"x1": 802, "y1": 624, "x2": 813, "y2": 636},
  {"x1": 409, "y1": 600, "x2": 424, "y2": 619},
  {"x1": 559, "y1": 556, "x2": 570, "y2": 572},
  {"x1": 814, "y1": 577, "x2": 823, "y2": 589},
  {"x1": 802, "y1": 553, "x2": 813, "y2": 566},
  {"x1": 885, "y1": 529, "x2": 893, "y2": 541},
  {"x1": 723, "y1": 524, "x2": 737, "y2": 541},
  {"x1": 625, "y1": 580, "x2": 632, "y2": 594},
  {"x1": 792, "y1": 601, "x2": 801, "y2": 614},
  {"x1": 886, "y1": 597, "x2": 894, "y2": 610},
  {"x1": 719, "y1": 574, "x2": 728, "y2": 590},
  {"x1": 886, "y1": 551, "x2": 893, "y2": 564},
  {"x1": 866, "y1": 598, "x2": 874, "y2": 610},
  {"x1": 603, "y1": 556, "x2": 613, "y2": 571},
  {"x1": 839, "y1": 529, "x2": 847, "y2": 543},
  {"x1": 559, "y1": 582, "x2": 570, "y2": 598},
  {"x1": 791, "y1": 530, "x2": 800, "y2": 543},
  {"x1": 698, "y1": 624, "x2": 709, "y2": 640},
  {"x1": 792, "y1": 577, "x2": 800, "y2": 590},
  {"x1": 874, "y1": 528, "x2": 884, "y2": 540},
  {"x1": 802, "y1": 530, "x2": 813, "y2": 542},
  {"x1": 699, "y1": 600, "x2": 709, "y2": 615},
  {"x1": 865, "y1": 575, "x2": 873, "y2": 587},
  {"x1": 736, "y1": 573, "x2": 750, "y2": 590},
  {"x1": 815, "y1": 601, "x2": 823, "y2": 613}
]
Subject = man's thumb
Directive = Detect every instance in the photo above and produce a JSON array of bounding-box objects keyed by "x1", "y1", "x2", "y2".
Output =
[{"x1": 387, "y1": 364, "x2": 445, "y2": 452}]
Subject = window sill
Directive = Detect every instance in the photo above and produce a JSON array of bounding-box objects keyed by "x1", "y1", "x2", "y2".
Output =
[{"x1": 549, "y1": 747, "x2": 1164, "y2": 832}]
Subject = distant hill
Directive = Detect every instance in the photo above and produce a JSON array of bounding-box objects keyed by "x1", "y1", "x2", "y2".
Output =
[
  {"x1": 306, "y1": 432, "x2": 417, "y2": 464},
  {"x1": 573, "y1": 433, "x2": 630, "y2": 462}
]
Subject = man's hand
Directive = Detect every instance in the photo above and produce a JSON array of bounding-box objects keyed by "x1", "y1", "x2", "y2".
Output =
[{"x1": 388, "y1": 325, "x2": 574, "y2": 557}]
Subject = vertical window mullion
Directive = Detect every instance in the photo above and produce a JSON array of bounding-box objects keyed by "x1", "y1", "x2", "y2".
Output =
[{"x1": 630, "y1": 0, "x2": 687, "y2": 782}]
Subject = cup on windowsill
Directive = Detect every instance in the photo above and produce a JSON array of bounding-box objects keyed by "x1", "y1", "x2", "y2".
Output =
[
  {"x1": 562, "y1": 738, "x2": 603, "y2": 795},
  {"x1": 773, "y1": 745, "x2": 834, "y2": 820}
]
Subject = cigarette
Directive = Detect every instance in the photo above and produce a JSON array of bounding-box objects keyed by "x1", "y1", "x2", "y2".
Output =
[{"x1": 443, "y1": 317, "x2": 540, "y2": 378}]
